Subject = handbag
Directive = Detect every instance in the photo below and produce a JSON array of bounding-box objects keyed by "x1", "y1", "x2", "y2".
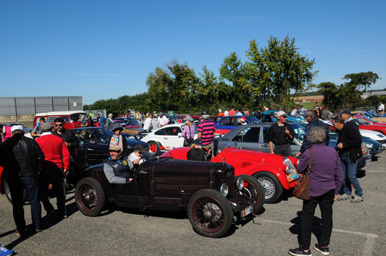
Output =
[{"x1": 293, "y1": 148, "x2": 313, "y2": 200}]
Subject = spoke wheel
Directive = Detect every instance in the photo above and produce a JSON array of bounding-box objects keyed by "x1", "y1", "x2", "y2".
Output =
[
  {"x1": 75, "y1": 177, "x2": 105, "y2": 217},
  {"x1": 188, "y1": 189, "x2": 233, "y2": 238},
  {"x1": 236, "y1": 175, "x2": 264, "y2": 214},
  {"x1": 253, "y1": 172, "x2": 283, "y2": 204}
]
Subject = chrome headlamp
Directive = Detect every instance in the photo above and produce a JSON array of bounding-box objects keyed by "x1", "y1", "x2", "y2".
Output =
[
  {"x1": 283, "y1": 157, "x2": 297, "y2": 174},
  {"x1": 220, "y1": 183, "x2": 229, "y2": 197},
  {"x1": 235, "y1": 177, "x2": 244, "y2": 191}
]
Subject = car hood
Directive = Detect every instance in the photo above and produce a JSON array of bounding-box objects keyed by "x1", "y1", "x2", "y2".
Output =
[{"x1": 359, "y1": 129, "x2": 386, "y2": 141}]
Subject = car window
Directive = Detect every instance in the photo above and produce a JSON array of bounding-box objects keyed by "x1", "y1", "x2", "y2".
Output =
[
  {"x1": 219, "y1": 117, "x2": 231, "y2": 126},
  {"x1": 232, "y1": 127, "x2": 260, "y2": 143},
  {"x1": 263, "y1": 127, "x2": 270, "y2": 143},
  {"x1": 48, "y1": 116, "x2": 59, "y2": 122},
  {"x1": 291, "y1": 124, "x2": 306, "y2": 143},
  {"x1": 246, "y1": 116, "x2": 260, "y2": 124},
  {"x1": 159, "y1": 127, "x2": 180, "y2": 136}
]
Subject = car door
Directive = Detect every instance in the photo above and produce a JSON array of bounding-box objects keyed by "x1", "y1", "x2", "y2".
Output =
[
  {"x1": 160, "y1": 126, "x2": 184, "y2": 150},
  {"x1": 231, "y1": 127, "x2": 261, "y2": 151},
  {"x1": 216, "y1": 117, "x2": 237, "y2": 130}
]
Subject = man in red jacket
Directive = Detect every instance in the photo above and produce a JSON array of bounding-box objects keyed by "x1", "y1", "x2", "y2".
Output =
[{"x1": 36, "y1": 123, "x2": 70, "y2": 219}]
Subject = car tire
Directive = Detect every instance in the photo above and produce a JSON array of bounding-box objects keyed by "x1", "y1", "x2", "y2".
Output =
[
  {"x1": 147, "y1": 141, "x2": 160, "y2": 154},
  {"x1": 4, "y1": 179, "x2": 27, "y2": 204},
  {"x1": 187, "y1": 189, "x2": 233, "y2": 238},
  {"x1": 235, "y1": 175, "x2": 264, "y2": 214},
  {"x1": 75, "y1": 177, "x2": 105, "y2": 217},
  {"x1": 253, "y1": 172, "x2": 283, "y2": 204}
]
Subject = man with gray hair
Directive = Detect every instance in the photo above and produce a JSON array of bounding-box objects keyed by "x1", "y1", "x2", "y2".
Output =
[
  {"x1": 0, "y1": 125, "x2": 45, "y2": 234},
  {"x1": 296, "y1": 110, "x2": 330, "y2": 157}
]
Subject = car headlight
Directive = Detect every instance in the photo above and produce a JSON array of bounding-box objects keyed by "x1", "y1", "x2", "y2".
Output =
[
  {"x1": 283, "y1": 157, "x2": 297, "y2": 174},
  {"x1": 235, "y1": 177, "x2": 244, "y2": 191},
  {"x1": 365, "y1": 143, "x2": 373, "y2": 149},
  {"x1": 220, "y1": 183, "x2": 229, "y2": 197}
]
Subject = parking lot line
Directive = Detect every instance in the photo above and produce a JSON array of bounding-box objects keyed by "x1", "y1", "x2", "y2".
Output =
[{"x1": 260, "y1": 219, "x2": 379, "y2": 256}]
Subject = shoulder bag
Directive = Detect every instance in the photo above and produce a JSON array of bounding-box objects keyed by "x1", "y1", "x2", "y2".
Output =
[{"x1": 293, "y1": 148, "x2": 313, "y2": 200}]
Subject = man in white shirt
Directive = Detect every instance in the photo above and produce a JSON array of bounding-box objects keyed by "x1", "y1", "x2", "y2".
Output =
[
  {"x1": 378, "y1": 102, "x2": 385, "y2": 116},
  {"x1": 158, "y1": 112, "x2": 169, "y2": 127}
]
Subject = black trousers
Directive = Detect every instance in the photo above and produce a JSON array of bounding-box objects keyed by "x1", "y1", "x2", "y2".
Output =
[{"x1": 300, "y1": 189, "x2": 335, "y2": 250}]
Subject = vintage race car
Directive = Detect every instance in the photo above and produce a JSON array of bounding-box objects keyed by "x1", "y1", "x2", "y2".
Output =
[
  {"x1": 161, "y1": 147, "x2": 299, "y2": 203},
  {"x1": 75, "y1": 154, "x2": 264, "y2": 238}
]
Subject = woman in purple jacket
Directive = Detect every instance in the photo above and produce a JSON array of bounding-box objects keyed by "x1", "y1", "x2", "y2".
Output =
[{"x1": 289, "y1": 126, "x2": 344, "y2": 256}]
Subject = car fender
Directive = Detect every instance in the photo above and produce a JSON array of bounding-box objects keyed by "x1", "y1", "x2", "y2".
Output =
[{"x1": 241, "y1": 164, "x2": 290, "y2": 190}]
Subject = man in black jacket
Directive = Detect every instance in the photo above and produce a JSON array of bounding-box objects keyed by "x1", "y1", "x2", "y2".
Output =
[
  {"x1": 0, "y1": 125, "x2": 45, "y2": 234},
  {"x1": 296, "y1": 110, "x2": 330, "y2": 157},
  {"x1": 268, "y1": 111, "x2": 295, "y2": 156},
  {"x1": 333, "y1": 111, "x2": 364, "y2": 203},
  {"x1": 52, "y1": 118, "x2": 79, "y2": 157}
]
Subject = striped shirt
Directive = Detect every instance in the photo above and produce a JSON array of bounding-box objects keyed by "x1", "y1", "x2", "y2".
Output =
[{"x1": 197, "y1": 120, "x2": 215, "y2": 146}]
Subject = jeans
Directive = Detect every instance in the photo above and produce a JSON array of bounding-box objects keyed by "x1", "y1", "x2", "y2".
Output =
[
  {"x1": 8, "y1": 176, "x2": 41, "y2": 231},
  {"x1": 340, "y1": 155, "x2": 364, "y2": 197},
  {"x1": 39, "y1": 168, "x2": 67, "y2": 217},
  {"x1": 300, "y1": 189, "x2": 335, "y2": 250}
]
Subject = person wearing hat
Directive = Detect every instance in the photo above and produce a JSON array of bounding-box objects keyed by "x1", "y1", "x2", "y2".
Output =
[
  {"x1": 0, "y1": 125, "x2": 45, "y2": 234},
  {"x1": 108, "y1": 123, "x2": 129, "y2": 156},
  {"x1": 103, "y1": 144, "x2": 135, "y2": 184},
  {"x1": 333, "y1": 110, "x2": 364, "y2": 203},
  {"x1": 197, "y1": 114, "x2": 216, "y2": 151},
  {"x1": 128, "y1": 144, "x2": 145, "y2": 165},
  {"x1": 36, "y1": 122, "x2": 70, "y2": 220},
  {"x1": 268, "y1": 110, "x2": 295, "y2": 156},
  {"x1": 158, "y1": 112, "x2": 169, "y2": 127},
  {"x1": 238, "y1": 116, "x2": 247, "y2": 125},
  {"x1": 182, "y1": 116, "x2": 195, "y2": 146}
]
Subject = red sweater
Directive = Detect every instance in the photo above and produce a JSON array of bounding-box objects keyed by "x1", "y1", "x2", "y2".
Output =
[{"x1": 36, "y1": 133, "x2": 70, "y2": 171}]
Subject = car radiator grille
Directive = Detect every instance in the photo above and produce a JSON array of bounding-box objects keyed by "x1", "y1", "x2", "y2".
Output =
[{"x1": 154, "y1": 176, "x2": 209, "y2": 193}]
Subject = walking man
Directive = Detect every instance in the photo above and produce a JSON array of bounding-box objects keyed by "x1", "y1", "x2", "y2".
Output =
[
  {"x1": 0, "y1": 125, "x2": 45, "y2": 235},
  {"x1": 268, "y1": 111, "x2": 295, "y2": 156},
  {"x1": 36, "y1": 123, "x2": 70, "y2": 219},
  {"x1": 332, "y1": 110, "x2": 364, "y2": 203}
]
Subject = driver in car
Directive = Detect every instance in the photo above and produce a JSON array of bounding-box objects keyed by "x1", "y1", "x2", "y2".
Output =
[
  {"x1": 104, "y1": 144, "x2": 136, "y2": 184},
  {"x1": 128, "y1": 144, "x2": 145, "y2": 165}
]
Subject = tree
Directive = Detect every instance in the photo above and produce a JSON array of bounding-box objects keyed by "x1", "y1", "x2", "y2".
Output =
[{"x1": 315, "y1": 82, "x2": 341, "y2": 111}]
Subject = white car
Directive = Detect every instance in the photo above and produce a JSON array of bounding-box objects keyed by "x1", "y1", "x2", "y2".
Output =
[
  {"x1": 359, "y1": 129, "x2": 386, "y2": 146},
  {"x1": 140, "y1": 124, "x2": 198, "y2": 153}
]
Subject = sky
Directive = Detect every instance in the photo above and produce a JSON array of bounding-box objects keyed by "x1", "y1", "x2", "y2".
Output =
[{"x1": 1, "y1": 0, "x2": 385, "y2": 105}]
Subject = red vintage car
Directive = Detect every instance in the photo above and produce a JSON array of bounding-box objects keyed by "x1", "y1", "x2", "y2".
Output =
[{"x1": 161, "y1": 147, "x2": 299, "y2": 203}]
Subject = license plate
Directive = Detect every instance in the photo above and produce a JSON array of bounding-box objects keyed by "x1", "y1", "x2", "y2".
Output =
[{"x1": 241, "y1": 206, "x2": 252, "y2": 217}]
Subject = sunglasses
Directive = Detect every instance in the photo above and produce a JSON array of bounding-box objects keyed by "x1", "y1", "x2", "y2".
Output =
[
  {"x1": 281, "y1": 116, "x2": 287, "y2": 118},
  {"x1": 54, "y1": 124, "x2": 64, "y2": 127},
  {"x1": 109, "y1": 150, "x2": 120, "y2": 153}
]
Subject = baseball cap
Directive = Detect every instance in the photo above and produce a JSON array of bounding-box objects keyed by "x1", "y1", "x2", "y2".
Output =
[
  {"x1": 240, "y1": 116, "x2": 247, "y2": 122},
  {"x1": 340, "y1": 108, "x2": 351, "y2": 115},
  {"x1": 276, "y1": 111, "x2": 287, "y2": 117}
]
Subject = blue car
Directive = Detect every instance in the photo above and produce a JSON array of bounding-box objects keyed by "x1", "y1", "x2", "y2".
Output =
[
  {"x1": 262, "y1": 110, "x2": 305, "y2": 123},
  {"x1": 215, "y1": 116, "x2": 260, "y2": 130}
]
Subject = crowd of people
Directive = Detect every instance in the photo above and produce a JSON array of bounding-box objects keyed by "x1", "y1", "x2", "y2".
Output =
[{"x1": 0, "y1": 101, "x2": 384, "y2": 256}]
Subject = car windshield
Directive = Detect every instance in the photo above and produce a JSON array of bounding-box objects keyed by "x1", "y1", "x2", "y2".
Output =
[
  {"x1": 289, "y1": 123, "x2": 306, "y2": 143},
  {"x1": 354, "y1": 118, "x2": 366, "y2": 125},
  {"x1": 360, "y1": 115, "x2": 376, "y2": 123},
  {"x1": 246, "y1": 116, "x2": 260, "y2": 124}
]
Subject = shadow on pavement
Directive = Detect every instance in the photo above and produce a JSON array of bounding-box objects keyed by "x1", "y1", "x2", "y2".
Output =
[{"x1": 289, "y1": 211, "x2": 323, "y2": 246}]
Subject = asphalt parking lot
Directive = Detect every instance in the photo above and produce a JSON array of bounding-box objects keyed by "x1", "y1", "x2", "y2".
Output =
[{"x1": 1, "y1": 151, "x2": 385, "y2": 256}]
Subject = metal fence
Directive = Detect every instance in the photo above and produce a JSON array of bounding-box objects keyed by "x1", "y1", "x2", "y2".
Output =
[{"x1": 0, "y1": 96, "x2": 83, "y2": 116}]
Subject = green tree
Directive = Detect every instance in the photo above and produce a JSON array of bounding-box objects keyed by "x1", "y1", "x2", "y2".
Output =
[{"x1": 315, "y1": 82, "x2": 341, "y2": 111}]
